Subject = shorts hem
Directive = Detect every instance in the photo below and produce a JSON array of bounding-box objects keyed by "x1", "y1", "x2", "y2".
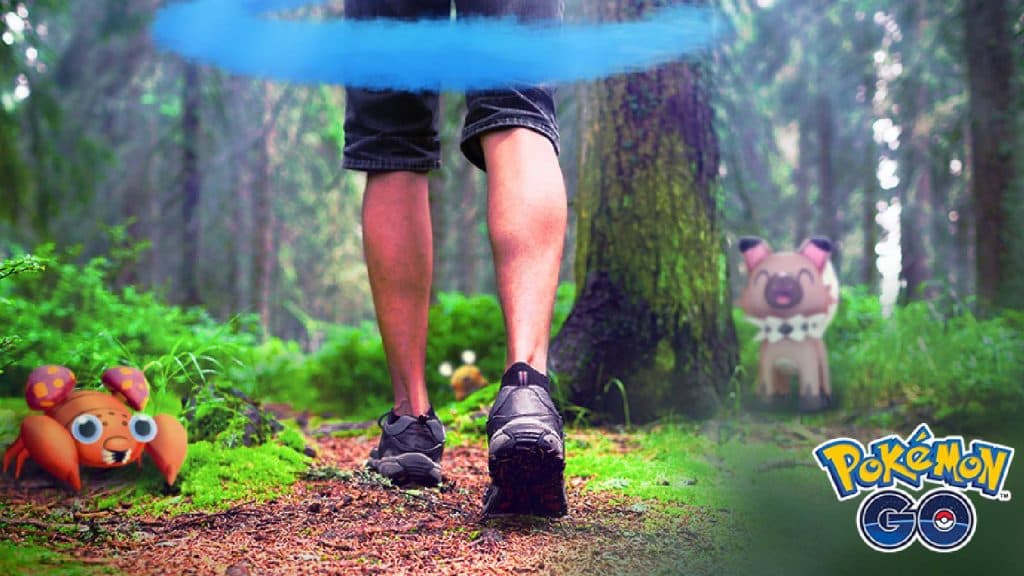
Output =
[
  {"x1": 342, "y1": 159, "x2": 441, "y2": 174},
  {"x1": 461, "y1": 117, "x2": 561, "y2": 171}
]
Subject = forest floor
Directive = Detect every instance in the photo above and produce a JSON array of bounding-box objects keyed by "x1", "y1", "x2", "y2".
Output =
[{"x1": 0, "y1": 423, "x2": 752, "y2": 576}]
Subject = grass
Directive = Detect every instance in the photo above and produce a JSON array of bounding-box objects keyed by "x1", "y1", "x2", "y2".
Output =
[{"x1": 0, "y1": 541, "x2": 114, "y2": 576}]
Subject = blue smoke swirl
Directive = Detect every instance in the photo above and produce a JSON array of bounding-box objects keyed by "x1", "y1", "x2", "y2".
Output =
[{"x1": 151, "y1": 0, "x2": 729, "y2": 90}]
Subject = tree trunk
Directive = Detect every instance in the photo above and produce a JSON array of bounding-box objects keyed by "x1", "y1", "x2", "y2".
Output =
[
  {"x1": 557, "y1": 85, "x2": 582, "y2": 283},
  {"x1": 428, "y1": 175, "x2": 447, "y2": 301},
  {"x1": 233, "y1": 79, "x2": 255, "y2": 314},
  {"x1": 861, "y1": 140, "x2": 877, "y2": 288},
  {"x1": 429, "y1": 93, "x2": 465, "y2": 299},
  {"x1": 901, "y1": 3, "x2": 935, "y2": 301},
  {"x1": 901, "y1": 89, "x2": 935, "y2": 301},
  {"x1": 549, "y1": 0, "x2": 736, "y2": 422},
  {"x1": 181, "y1": 62, "x2": 202, "y2": 306},
  {"x1": 795, "y1": 121, "x2": 812, "y2": 245},
  {"x1": 455, "y1": 155, "x2": 481, "y2": 295},
  {"x1": 815, "y1": 95, "x2": 840, "y2": 273},
  {"x1": 146, "y1": 95, "x2": 164, "y2": 291},
  {"x1": 964, "y1": 0, "x2": 1016, "y2": 310},
  {"x1": 254, "y1": 81, "x2": 278, "y2": 335}
]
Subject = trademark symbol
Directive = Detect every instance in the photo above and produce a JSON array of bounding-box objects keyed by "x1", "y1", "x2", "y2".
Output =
[{"x1": 997, "y1": 491, "x2": 1011, "y2": 502}]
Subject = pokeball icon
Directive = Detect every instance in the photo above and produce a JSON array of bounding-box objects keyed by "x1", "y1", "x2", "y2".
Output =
[{"x1": 932, "y1": 509, "x2": 956, "y2": 531}]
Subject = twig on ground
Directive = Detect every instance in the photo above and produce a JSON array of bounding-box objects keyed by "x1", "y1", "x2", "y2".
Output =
[
  {"x1": 164, "y1": 501, "x2": 259, "y2": 531},
  {"x1": 0, "y1": 517, "x2": 91, "y2": 530}
]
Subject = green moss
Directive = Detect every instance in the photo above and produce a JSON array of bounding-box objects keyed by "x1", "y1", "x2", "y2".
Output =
[
  {"x1": 154, "y1": 440, "x2": 310, "y2": 514},
  {"x1": 277, "y1": 426, "x2": 308, "y2": 453},
  {"x1": 565, "y1": 424, "x2": 727, "y2": 509},
  {"x1": 0, "y1": 541, "x2": 113, "y2": 576},
  {"x1": 654, "y1": 338, "x2": 676, "y2": 372},
  {"x1": 83, "y1": 437, "x2": 311, "y2": 516}
]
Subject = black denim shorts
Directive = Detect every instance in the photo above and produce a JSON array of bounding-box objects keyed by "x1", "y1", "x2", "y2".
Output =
[{"x1": 342, "y1": 0, "x2": 563, "y2": 173}]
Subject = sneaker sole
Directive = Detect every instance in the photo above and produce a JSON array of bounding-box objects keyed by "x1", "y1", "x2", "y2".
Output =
[
  {"x1": 367, "y1": 452, "x2": 442, "y2": 488},
  {"x1": 483, "y1": 417, "x2": 567, "y2": 517}
]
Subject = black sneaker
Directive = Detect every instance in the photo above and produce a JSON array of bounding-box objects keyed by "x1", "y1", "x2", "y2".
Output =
[
  {"x1": 482, "y1": 362, "x2": 568, "y2": 517},
  {"x1": 367, "y1": 407, "x2": 445, "y2": 487}
]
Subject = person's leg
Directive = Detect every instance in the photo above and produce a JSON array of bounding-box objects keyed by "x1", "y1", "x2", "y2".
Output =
[
  {"x1": 344, "y1": 0, "x2": 450, "y2": 486},
  {"x1": 352, "y1": 167, "x2": 446, "y2": 487},
  {"x1": 481, "y1": 128, "x2": 567, "y2": 373},
  {"x1": 477, "y1": 129, "x2": 569, "y2": 517},
  {"x1": 457, "y1": 0, "x2": 569, "y2": 517},
  {"x1": 362, "y1": 172, "x2": 432, "y2": 417}
]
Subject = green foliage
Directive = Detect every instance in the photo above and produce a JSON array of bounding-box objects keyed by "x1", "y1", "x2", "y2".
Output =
[
  {"x1": 0, "y1": 252, "x2": 49, "y2": 282},
  {"x1": 277, "y1": 425, "x2": 308, "y2": 454},
  {"x1": 182, "y1": 384, "x2": 278, "y2": 449},
  {"x1": 426, "y1": 292, "x2": 508, "y2": 391},
  {"x1": 735, "y1": 286, "x2": 1024, "y2": 431},
  {"x1": 0, "y1": 396, "x2": 28, "y2": 445},
  {"x1": 224, "y1": 338, "x2": 317, "y2": 407},
  {"x1": 0, "y1": 252, "x2": 49, "y2": 373},
  {"x1": 838, "y1": 302, "x2": 1023, "y2": 431},
  {"x1": 0, "y1": 245, "x2": 263, "y2": 397},
  {"x1": 297, "y1": 285, "x2": 576, "y2": 418},
  {"x1": 298, "y1": 320, "x2": 391, "y2": 418}
]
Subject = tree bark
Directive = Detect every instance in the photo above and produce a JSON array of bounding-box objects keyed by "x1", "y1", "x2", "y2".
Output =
[
  {"x1": 815, "y1": 94, "x2": 840, "y2": 273},
  {"x1": 181, "y1": 62, "x2": 202, "y2": 306},
  {"x1": 549, "y1": 0, "x2": 736, "y2": 422},
  {"x1": 795, "y1": 121, "x2": 812, "y2": 245},
  {"x1": 964, "y1": 0, "x2": 1016, "y2": 310},
  {"x1": 232, "y1": 79, "x2": 255, "y2": 314},
  {"x1": 902, "y1": 89, "x2": 935, "y2": 301},
  {"x1": 254, "y1": 81, "x2": 278, "y2": 335},
  {"x1": 455, "y1": 155, "x2": 481, "y2": 295},
  {"x1": 861, "y1": 140, "x2": 877, "y2": 288},
  {"x1": 900, "y1": 1, "x2": 935, "y2": 301}
]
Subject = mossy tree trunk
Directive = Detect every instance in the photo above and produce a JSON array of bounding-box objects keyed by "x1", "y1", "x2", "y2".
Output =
[{"x1": 549, "y1": 0, "x2": 737, "y2": 422}]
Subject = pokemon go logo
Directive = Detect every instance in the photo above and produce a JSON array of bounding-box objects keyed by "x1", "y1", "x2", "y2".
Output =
[{"x1": 813, "y1": 424, "x2": 1014, "y2": 552}]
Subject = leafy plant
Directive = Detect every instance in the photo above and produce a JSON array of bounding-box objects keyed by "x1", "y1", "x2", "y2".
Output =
[
  {"x1": 0, "y1": 251, "x2": 50, "y2": 373},
  {"x1": 0, "y1": 245, "x2": 264, "y2": 395}
]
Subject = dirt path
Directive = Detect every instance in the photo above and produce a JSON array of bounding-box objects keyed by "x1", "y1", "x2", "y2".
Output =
[{"x1": 1, "y1": 433, "x2": 727, "y2": 575}]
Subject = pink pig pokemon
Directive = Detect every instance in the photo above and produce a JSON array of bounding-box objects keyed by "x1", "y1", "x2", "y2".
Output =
[{"x1": 737, "y1": 236, "x2": 839, "y2": 412}]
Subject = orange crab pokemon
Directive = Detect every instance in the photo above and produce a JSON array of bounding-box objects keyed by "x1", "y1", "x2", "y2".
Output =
[{"x1": 3, "y1": 365, "x2": 187, "y2": 491}]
